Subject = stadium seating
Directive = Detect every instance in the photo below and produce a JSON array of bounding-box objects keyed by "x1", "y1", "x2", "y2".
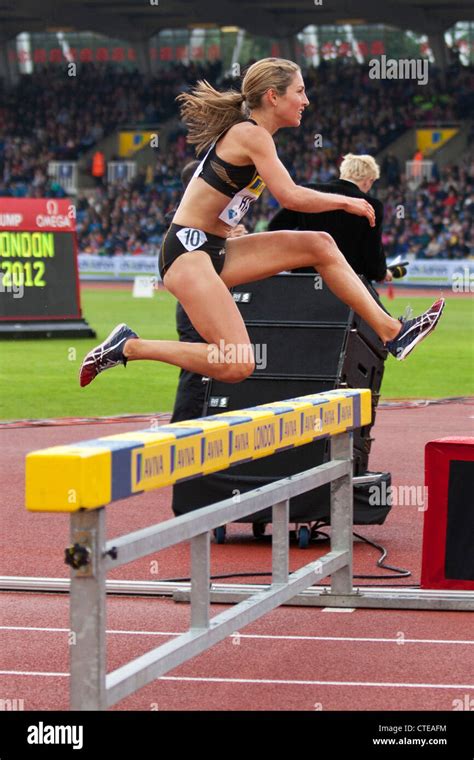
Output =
[{"x1": 0, "y1": 60, "x2": 472, "y2": 258}]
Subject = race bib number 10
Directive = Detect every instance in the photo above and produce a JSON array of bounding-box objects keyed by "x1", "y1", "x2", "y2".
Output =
[{"x1": 176, "y1": 227, "x2": 208, "y2": 251}]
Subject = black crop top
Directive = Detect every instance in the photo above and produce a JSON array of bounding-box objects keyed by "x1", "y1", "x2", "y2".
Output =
[{"x1": 194, "y1": 118, "x2": 260, "y2": 198}]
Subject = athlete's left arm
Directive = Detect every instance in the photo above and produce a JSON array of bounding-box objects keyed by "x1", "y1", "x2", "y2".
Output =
[{"x1": 242, "y1": 126, "x2": 375, "y2": 225}]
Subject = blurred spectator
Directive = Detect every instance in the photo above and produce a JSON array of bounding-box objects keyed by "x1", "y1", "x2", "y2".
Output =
[
  {"x1": 91, "y1": 150, "x2": 105, "y2": 186},
  {"x1": 382, "y1": 153, "x2": 401, "y2": 188}
]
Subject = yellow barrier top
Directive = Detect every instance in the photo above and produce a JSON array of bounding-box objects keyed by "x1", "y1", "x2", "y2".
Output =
[{"x1": 25, "y1": 389, "x2": 371, "y2": 512}]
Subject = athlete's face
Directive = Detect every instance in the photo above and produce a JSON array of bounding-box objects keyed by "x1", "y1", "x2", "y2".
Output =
[{"x1": 277, "y1": 72, "x2": 309, "y2": 127}]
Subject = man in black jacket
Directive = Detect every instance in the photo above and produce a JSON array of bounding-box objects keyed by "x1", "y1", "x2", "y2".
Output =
[{"x1": 268, "y1": 153, "x2": 391, "y2": 283}]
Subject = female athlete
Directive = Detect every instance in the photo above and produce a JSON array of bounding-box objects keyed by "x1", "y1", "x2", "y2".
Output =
[{"x1": 80, "y1": 58, "x2": 444, "y2": 387}]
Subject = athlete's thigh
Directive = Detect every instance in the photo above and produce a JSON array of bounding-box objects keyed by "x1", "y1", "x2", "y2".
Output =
[
  {"x1": 221, "y1": 229, "x2": 328, "y2": 288},
  {"x1": 163, "y1": 250, "x2": 251, "y2": 347}
]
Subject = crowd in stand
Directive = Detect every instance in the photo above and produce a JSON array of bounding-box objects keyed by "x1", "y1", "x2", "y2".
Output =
[
  {"x1": 0, "y1": 62, "x2": 220, "y2": 199},
  {"x1": 380, "y1": 152, "x2": 474, "y2": 260},
  {"x1": 0, "y1": 60, "x2": 473, "y2": 259}
]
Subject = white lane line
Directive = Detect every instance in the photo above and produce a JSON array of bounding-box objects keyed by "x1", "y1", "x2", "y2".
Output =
[
  {"x1": 0, "y1": 626, "x2": 472, "y2": 646},
  {"x1": 161, "y1": 676, "x2": 474, "y2": 690},
  {"x1": 0, "y1": 626, "x2": 70, "y2": 633},
  {"x1": 0, "y1": 671, "x2": 473, "y2": 690},
  {"x1": 0, "y1": 670, "x2": 68, "y2": 677}
]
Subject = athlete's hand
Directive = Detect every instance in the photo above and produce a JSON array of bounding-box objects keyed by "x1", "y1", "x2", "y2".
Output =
[
  {"x1": 229, "y1": 224, "x2": 248, "y2": 238},
  {"x1": 345, "y1": 198, "x2": 375, "y2": 227}
]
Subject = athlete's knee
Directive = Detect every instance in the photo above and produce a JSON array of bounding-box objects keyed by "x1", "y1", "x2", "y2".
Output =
[
  {"x1": 310, "y1": 231, "x2": 342, "y2": 263},
  {"x1": 311, "y1": 231, "x2": 337, "y2": 251},
  {"x1": 208, "y1": 341, "x2": 255, "y2": 382},
  {"x1": 221, "y1": 359, "x2": 255, "y2": 383}
]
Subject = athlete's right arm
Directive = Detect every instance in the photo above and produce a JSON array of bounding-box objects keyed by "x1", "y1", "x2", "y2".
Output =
[{"x1": 245, "y1": 127, "x2": 375, "y2": 227}]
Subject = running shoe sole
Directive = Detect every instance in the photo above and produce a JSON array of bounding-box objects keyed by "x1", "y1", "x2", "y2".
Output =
[
  {"x1": 394, "y1": 298, "x2": 445, "y2": 360},
  {"x1": 79, "y1": 322, "x2": 134, "y2": 387}
]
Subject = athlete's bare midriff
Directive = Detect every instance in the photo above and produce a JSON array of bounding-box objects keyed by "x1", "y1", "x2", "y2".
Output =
[
  {"x1": 172, "y1": 178, "x2": 237, "y2": 237},
  {"x1": 172, "y1": 122, "x2": 257, "y2": 238}
]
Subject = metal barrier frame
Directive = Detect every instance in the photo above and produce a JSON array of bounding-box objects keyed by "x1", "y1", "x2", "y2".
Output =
[
  {"x1": 47, "y1": 161, "x2": 78, "y2": 194},
  {"x1": 405, "y1": 159, "x2": 434, "y2": 191},
  {"x1": 70, "y1": 432, "x2": 353, "y2": 710},
  {"x1": 106, "y1": 161, "x2": 137, "y2": 184}
]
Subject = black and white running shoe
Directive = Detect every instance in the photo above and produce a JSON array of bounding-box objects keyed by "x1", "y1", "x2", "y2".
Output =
[
  {"x1": 79, "y1": 323, "x2": 138, "y2": 387},
  {"x1": 386, "y1": 298, "x2": 445, "y2": 360}
]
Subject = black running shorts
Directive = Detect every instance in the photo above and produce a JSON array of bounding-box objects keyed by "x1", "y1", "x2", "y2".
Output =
[{"x1": 158, "y1": 223, "x2": 227, "y2": 279}]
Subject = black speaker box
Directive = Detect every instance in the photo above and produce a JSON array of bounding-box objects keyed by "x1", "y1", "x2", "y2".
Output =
[
  {"x1": 172, "y1": 457, "x2": 392, "y2": 527},
  {"x1": 171, "y1": 274, "x2": 391, "y2": 527},
  {"x1": 233, "y1": 273, "x2": 387, "y2": 359}
]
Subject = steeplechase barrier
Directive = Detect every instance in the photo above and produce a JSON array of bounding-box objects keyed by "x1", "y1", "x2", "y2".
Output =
[
  {"x1": 25, "y1": 389, "x2": 367, "y2": 709},
  {"x1": 25, "y1": 388, "x2": 473, "y2": 710}
]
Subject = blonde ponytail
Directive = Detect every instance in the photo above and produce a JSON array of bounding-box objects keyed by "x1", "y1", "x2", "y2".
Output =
[
  {"x1": 176, "y1": 80, "x2": 246, "y2": 156},
  {"x1": 176, "y1": 58, "x2": 300, "y2": 156}
]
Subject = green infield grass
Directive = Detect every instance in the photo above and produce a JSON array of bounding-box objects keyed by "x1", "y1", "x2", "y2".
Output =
[{"x1": 1, "y1": 287, "x2": 472, "y2": 420}]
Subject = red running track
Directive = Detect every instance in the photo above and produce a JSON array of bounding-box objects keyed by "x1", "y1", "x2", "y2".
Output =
[{"x1": 0, "y1": 402, "x2": 473, "y2": 710}]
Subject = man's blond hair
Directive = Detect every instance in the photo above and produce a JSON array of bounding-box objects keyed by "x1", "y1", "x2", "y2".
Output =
[{"x1": 339, "y1": 153, "x2": 380, "y2": 181}]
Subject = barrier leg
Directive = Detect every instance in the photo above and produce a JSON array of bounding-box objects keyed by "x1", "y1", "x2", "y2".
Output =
[
  {"x1": 190, "y1": 532, "x2": 210, "y2": 630},
  {"x1": 330, "y1": 432, "x2": 354, "y2": 595},
  {"x1": 69, "y1": 507, "x2": 107, "y2": 710},
  {"x1": 272, "y1": 500, "x2": 289, "y2": 584}
]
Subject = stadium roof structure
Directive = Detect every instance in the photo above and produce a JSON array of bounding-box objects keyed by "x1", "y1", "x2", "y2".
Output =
[{"x1": 1, "y1": 0, "x2": 473, "y2": 42}]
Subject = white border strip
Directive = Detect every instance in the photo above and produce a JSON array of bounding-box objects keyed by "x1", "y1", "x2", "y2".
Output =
[
  {"x1": 1, "y1": 671, "x2": 473, "y2": 690},
  {"x1": 0, "y1": 625, "x2": 472, "y2": 645}
]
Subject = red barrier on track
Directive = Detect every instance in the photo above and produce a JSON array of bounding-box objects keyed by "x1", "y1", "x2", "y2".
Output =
[{"x1": 422, "y1": 437, "x2": 474, "y2": 590}]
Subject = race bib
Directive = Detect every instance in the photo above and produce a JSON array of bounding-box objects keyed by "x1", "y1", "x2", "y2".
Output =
[
  {"x1": 176, "y1": 227, "x2": 208, "y2": 251},
  {"x1": 218, "y1": 175, "x2": 266, "y2": 228}
]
